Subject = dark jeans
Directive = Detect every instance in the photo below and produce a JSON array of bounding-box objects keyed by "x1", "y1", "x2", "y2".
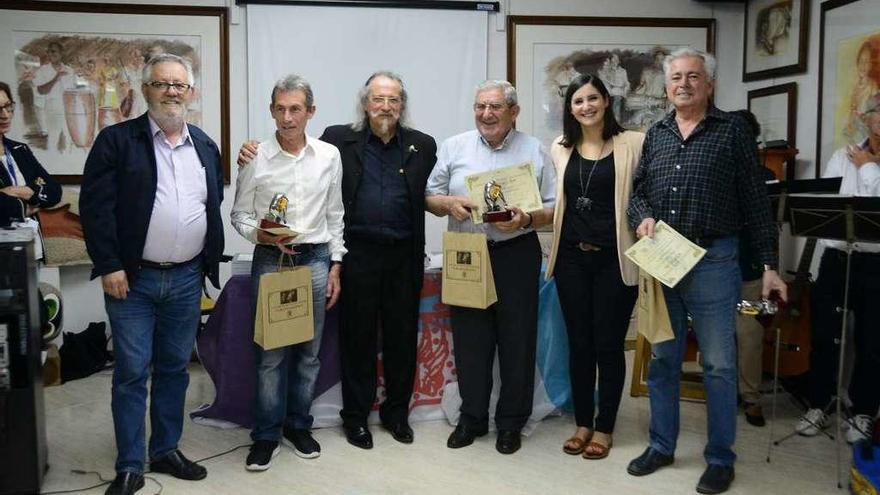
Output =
[
  {"x1": 554, "y1": 244, "x2": 637, "y2": 433},
  {"x1": 450, "y1": 231, "x2": 541, "y2": 432},
  {"x1": 807, "y1": 248, "x2": 880, "y2": 416},
  {"x1": 339, "y1": 237, "x2": 419, "y2": 427}
]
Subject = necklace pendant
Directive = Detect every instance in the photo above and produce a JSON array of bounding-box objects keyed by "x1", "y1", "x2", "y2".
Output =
[{"x1": 575, "y1": 196, "x2": 593, "y2": 211}]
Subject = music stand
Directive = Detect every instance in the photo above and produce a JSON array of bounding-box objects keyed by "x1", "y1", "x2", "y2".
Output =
[
  {"x1": 762, "y1": 179, "x2": 841, "y2": 461},
  {"x1": 784, "y1": 194, "x2": 880, "y2": 488}
]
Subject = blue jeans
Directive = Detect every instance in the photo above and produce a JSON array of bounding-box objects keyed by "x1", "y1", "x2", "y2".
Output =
[
  {"x1": 648, "y1": 237, "x2": 740, "y2": 466},
  {"x1": 250, "y1": 244, "x2": 329, "y2": 441},
  {"x1": 105, "y1": 258, "x2": 204, "y2": 474}
]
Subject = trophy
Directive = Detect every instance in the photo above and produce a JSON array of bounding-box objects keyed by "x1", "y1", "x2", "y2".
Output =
[
  {"x1": 261, "y1": 193, "x2": 289, "y2": 229},
  {"x1": 481, "y1": 180, "x2": 513, "y2": 223}
]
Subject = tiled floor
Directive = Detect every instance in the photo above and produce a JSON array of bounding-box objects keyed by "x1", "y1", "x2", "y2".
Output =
[{"x1": 40, "y1": 357, "x2": 847, "y2": 494}]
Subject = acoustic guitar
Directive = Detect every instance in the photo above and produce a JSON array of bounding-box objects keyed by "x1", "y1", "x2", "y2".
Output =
[{"x1": 762, "y1": 238, "x2": 816, "y2": 376}]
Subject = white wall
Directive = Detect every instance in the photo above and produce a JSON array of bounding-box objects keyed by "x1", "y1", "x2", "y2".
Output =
[{"x1": 41, "y1": 0, "x2": 824, "y2": 333}]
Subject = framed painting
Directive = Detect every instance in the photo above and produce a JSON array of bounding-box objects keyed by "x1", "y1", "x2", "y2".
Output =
[
  {"x1": 0, "y1": 1, "x2": 230, "y2": 184},
  {"x1": 747, "y1": 82, "x2": 797, "y2": 147},
  {"x1": 507, "y1": 16, "x2": 715, "y2": 150},
  {"x1": 817, "y1": 0, "x2": 880, "y2": 176},
  {"x1": 742, "y1": 0, "x2": 809, "y2": 81}
]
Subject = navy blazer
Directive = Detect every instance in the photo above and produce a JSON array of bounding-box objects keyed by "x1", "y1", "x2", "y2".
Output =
[
  {"x1": 319, "y1": 124, "x2": 437, "y2": 291},
  {"x1": 1, "y1": 136, "x2": 62, "y2": 226},
  {"x1": 79, "y1": 113, "x2": 225, "y2": 288}
]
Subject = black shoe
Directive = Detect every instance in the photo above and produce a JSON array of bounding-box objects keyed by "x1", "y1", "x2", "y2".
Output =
[
  {"x1": 149, "y1": 450, "x2": 207, "y2": 480},
  {"x1": 495, "y1": 429, "x2": 522, "y2": 454},
  {"x1": 696, "y1": 464, "x2": 735, "y2": 494},
  {"x1": 283, "y1": 427, "x2": 321, "y2": 458},
  {"x1": 344, "y1": 425, "x2": 373, "y2": 449},
  {"x1": 743, "y1": 403, "x2": 766, "y2": 427},
  {"x1": 105, "y1": 472, "x2": 144, "y2": 495},
  {"x1": 627, "y1": 447, "x2": 674, "y2": 476},
  {"x1": 245, "y1": 440, "x2": 280, "y2": 471},
  {"x1": 447, "y1": 424, "x2": 488, "y2": 449},
  {"x1": 382, "y1": 421, "x2": 414, "y2": 444}
]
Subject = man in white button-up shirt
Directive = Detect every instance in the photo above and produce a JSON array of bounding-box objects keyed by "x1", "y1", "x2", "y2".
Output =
[{"x1": 231, "y1": 74, "x2": 345, "y2": 471}]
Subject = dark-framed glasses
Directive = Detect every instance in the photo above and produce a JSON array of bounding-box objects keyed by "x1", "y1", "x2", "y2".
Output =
[
  {"x1": 370, "y1": 96, "x2": 401, "y2": 107},
  {"x1": 0, "y1": 102, "x2": 15, "y2": 114},
  {"x1": 146, "y1": 81, "x2": 192, "y2": 92}
]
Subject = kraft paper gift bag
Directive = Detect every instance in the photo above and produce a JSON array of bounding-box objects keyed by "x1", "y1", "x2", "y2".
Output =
[
  {"x1": 441, "y1": 231, "x2": 497, "y2": 309},
  {"x1": 636, "y1": 268, "x2": 674, "y2": 344},
  {"x1": 254, "y1": 258, "x2": 314, "y2": 350}
]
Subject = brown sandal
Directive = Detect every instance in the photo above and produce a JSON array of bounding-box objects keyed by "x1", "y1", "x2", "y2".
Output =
[
  {"x1": 563, "y1": 430, "x2": 593, "y2": 455},
  {"x1": 582, "y1": 432, "x2": 613, "y2": 460}
]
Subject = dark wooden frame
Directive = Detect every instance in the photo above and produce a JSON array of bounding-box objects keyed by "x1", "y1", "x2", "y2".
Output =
[
  {"x1": 0, "y1": 1, "x2": 231, "y2": 184},
  {"x1": 742, "y1": 0, "x2": 810, "y2": 82},
  {"x1": 816, "y1": 0, "x2": 877, "y2": 178},
  {"x1": 506, "y1": 16, "x2": 716, "y2": 87},
  {"x1": 747, "y1": 82, "x2": 798, "y2": 147}
]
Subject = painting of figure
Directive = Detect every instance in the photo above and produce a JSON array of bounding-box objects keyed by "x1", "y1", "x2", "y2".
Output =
[
  {"x1": 834, "y1": 33, "x2": 880, "y2": 148},
  {"x1": 755, "y1": 0, "x2": 793, "y2": 56}
]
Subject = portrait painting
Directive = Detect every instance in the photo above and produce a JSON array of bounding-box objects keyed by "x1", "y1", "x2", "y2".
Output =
[
  {"x1": 743, "y1": 0, "x2": 809, "y2": 81},
  {"x1": 507, "y1": 16, "x2": 714, "y2": 150},
  {"x1": 817, "y1": 0, "x2": 880, "y2": 172}
]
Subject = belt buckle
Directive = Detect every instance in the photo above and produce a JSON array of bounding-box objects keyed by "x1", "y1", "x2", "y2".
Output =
[{"x1": 576, "y1": 242, "x2": 601, "y2": 252}]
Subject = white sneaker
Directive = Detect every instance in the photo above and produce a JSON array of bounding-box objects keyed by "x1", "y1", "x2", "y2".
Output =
[
  {"x1": 845, "y1": 415, "x2": 873, "y2": 444},
  {"x1": 796, "y1": 408, "x2": 829, "y2": 436}
]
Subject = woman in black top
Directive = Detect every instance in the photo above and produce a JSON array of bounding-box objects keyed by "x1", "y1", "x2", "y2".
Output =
[{"x1": 545, "y1": 74, "x2": 645, "y2": 460}]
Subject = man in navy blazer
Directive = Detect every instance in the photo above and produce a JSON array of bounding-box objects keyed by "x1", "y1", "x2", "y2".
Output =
[{"x1": 80, "y1": 54, "x2": 224, "y2": 495}]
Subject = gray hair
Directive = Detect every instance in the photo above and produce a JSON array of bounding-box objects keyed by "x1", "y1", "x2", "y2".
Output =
[
  {"x1": 475, "y1": 80, "x2": 518, "y2": 106},
  {"x1": 271, "y1": 74, "x2": 314, "y2": 107},
  {"x1": 352, "y1": 70, "x2": 409, "y2": 131},
  {"x1": 142, "y1": 53, "x2": 195, "y2": 86},
  {"x1": 663, "y1": 47, "x2": 717, "y2": 81}
]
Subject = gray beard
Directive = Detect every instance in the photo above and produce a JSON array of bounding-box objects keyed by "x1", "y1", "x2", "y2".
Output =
[{"x1": 149, "y1": 110, "x2": 185, "y2": 134}]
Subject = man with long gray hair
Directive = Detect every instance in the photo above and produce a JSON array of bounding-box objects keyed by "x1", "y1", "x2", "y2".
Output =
[
  {"x1": 81, "y1": 53, "x2": 224, "y2": 495},
  {"x1": 231, "y1": 74, "x2": 345, "y2": 471}
]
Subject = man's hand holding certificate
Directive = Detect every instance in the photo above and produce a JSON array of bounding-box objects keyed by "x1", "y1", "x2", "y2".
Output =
[
  {"x1": 624, "y1": 221, "x2": 706, "y2": 288},
  {"x1": 464, "y1": 162, "x2": 543, "y2": 225}
]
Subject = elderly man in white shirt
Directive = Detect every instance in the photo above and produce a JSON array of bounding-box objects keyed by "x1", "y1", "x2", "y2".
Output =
[{"x1": 231, "y1": 74, "x2": 345, "y2": 471}]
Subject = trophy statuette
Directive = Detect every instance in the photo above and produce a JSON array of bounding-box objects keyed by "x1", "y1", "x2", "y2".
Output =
[{"x1": 482, "y1": 180, "x2": 513, "y2": 223}]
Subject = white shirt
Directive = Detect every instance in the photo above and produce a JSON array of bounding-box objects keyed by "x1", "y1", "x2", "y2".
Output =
[
  {"x1": 141, "y1": 116, "x2": 208, "y2": 263},
  {"x1": 231, "y1": 134, "x2": 346, "y2": 261},
  {"x1": 32, "y1": 63, "x2": 76, "y2": 111},
  {"x1": 425, "y1": 129, "x2": 556, "y2": 242},
  {"x1": 819, "y1": 140, "x2": 880, "y2": 254}
]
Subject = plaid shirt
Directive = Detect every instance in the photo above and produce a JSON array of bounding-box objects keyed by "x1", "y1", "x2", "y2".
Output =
[{"x1": 627, "y1": 106, "x2": 778, "y2": 265}]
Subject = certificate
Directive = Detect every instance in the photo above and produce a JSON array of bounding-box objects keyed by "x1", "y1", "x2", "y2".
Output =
[
  {"x1": 623, "y1": 221, "x2": 706, "y2": 288},
  {"x1": 464, "y1": 162, "x2": 543, "y2": 225}
]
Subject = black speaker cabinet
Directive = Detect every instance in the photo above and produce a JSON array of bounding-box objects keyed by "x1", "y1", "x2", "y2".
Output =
[{"x1": 0, "y1": 229, "x2": 48, "y2": 495}]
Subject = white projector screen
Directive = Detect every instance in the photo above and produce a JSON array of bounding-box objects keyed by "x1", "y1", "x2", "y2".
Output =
[{"x1": 246, "y1": 5, "x2": 488, "y2": 251}]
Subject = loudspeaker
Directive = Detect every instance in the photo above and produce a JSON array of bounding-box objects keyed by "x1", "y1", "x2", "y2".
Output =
[{"x1": 0, "y1": 229, "x2": 48, "y2": 495}]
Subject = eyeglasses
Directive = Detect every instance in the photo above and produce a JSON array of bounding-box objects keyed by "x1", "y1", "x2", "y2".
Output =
[
  {"x1": 0, "y1": 102, "x2": 15, "y2": 114},
  {"x1": 473, "y1": 102, "x2": 507, "y2": 113},
  {"x1": 370, "y1": 96, "x2": 402, "y2": 107},
  {"x1": 146, "y1": 81, "x2": 192, "y2": 92}
]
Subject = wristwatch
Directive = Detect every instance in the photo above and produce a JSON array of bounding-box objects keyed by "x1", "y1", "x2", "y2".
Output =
[
  {"x1": 521, "y1": 213, "x2": 533, "y2": 230},
  {"x1": 763, "y1": 264, "x2": 776, "y2": 272}
]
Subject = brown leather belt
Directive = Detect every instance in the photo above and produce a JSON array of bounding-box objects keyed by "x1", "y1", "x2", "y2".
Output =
[{"x1": 576, "y1": 242, "x2": 602, "y2": 252}]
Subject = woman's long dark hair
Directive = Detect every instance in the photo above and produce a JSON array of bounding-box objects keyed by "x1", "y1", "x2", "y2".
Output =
[
  {"x1": 560, "y1": 74, "x2": 624, "y2": 147},
  {"x1": 0, "y1": 81, "x2": 12, "y2": 104}
]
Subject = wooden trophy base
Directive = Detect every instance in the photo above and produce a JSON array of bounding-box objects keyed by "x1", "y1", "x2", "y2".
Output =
[{"x1": 482, "y1": 209, "x2": 513, "y2": 223}]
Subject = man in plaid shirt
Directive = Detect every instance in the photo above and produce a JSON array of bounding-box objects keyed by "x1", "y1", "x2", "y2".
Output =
[{"x1": 625, "y1": 48, "x2": 787, "y2": 495}]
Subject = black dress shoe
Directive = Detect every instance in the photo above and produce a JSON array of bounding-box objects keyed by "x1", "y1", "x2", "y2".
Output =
[
  {"x1": 149, "y1": 450, "x2": 207, "y2": 480},
  {"x1": 627, "y1": 447, "x2": 674, "y2": 476},
  {"x1": 382, "y1": 422, "x2": 414, "y2": 444},
  {"x1": 495, "y1": 429, "x2": 522, "y2": 454},
  {"x1": 344, "y1": 425, "x2": 373, "y2": 449},
  {"x1": 743, "y1": 403, "x2": 766, "y2": 427},
  {"x1": 696, "y1": 464, "x2": 735, "y2": 494},
  {"x1": 105, "y1": 472, "x2": 144, "y2": 495},
  {"x1": 446, "y1": 424, "x2": 488, "y2": 449}
]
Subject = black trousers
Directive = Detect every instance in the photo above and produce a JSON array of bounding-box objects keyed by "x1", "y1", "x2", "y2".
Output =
[
  {"x1": 554, "y1": 244, "x2": 637, "y2": 433},
  {"x1": 807, "y1": 248, "x2": 880, "y2": 416},
  {"x1": 339, "y1": 238, "x2": 419, "y2": 427},
  {"x1": 450, "y1": 232, "x2": 541, "y2": 432}
]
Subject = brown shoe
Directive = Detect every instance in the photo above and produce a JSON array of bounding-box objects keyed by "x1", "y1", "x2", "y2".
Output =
[
  {"x1": 562, "y1": 428, "x2": 593, "y2": 455},
  {"x1": 582, "y1": 432, "x2": 613, "y2": 460},
  {"x1": 744, "y1": 403, "x2": 765, "y2": 427}
]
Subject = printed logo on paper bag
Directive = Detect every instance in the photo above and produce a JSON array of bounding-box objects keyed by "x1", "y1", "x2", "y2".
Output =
[
  {"x1": 268, "y1": 285, "x2": 311, "y2": 323},
  {"x1": 444, "y1": 250, "x2": 481, "y2": 281}
]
